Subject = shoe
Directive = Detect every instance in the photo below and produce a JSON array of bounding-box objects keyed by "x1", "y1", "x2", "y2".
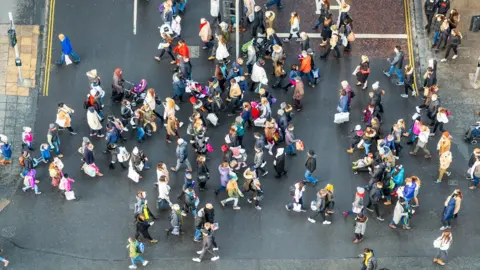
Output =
[
  {"x1": 58, "y1": 154, "x2": 64, "y2": 158},
  {"x1": 440, "y1": 58, "x2": 447, "y2": 62},
  {"x1": 295, "y1": 38, "x2": 302, "y2": 42},
  {"x1": 376, "y1": 216, "x2": 385, "y2": 221},
  {"x1": 320, "y1": 41, "x2": 327, "y2": 47},
  {"x1": 35, "y1": 192, "x2": 42, "y2": 195},
  {"x1": 409, "y1": 152, "x2": 416, "y2": 156},
  {"x1": 308, "y1": 218, "x2": 316, "y2": 223},
  {"x1": 300, "y1": 209, "x2": 306, "y2": 212},
  {"x1": 433, "y1": 258, "x2": 438, "y2": 263},
  {"x1": 213, "y1": 247, "x2": 219, "y2": 251},
  {"x1": 154, "y1": 56, "x2": 161, "y2": 61},
  {"x1": 403, "y1": 225, "x2": 411, "y2": 230},
  {"x1": 192, "y1": 258, "x2": 201, "y2": 262},
  {"x1": 353, "y1": 239, "x2": 359, "y2": 244},
  {"x1": 446, "y1": 171, "x2": 451, "y2": 176},
  {"x1": 424, "y1": 154, "x2": 432, "y2": 159},
  {"x1": 282, "y1": 38, "x2": 289, "y2": 42},
  {"x1": 366, "y1": 207, "x2": 374, "y2": 212},
  {"x1": 436, "y1": 259, "x2": 445, "y2": 265},
  {"x1": 181, "y1": 211, "x2": 187, "y2": 217},
  {"x1": 396, "y1": 82, "x2": 405, "y2": 86},
  {"x1": 142, "y1": 261, "x2": 149, "y2": 266},
  {"x1": 383, "y1": 71, "x2": 391, "y2": 77},
  {"x1": 129, "y1": 265, "x2": 137, "y2": 269},
  {"x1": 285, "y1": 205, "x2": 291, "y2": 211},
  {"x1": 247, "y1": 199, "x2": 252, "y2": 203},
  {"x1": 394, "y1": 156, "x2": 399, "y2": 160},
  {"x1": 196, "y1": 250, "x2": 202, "y2": 255},
  {"x1": 211, "y1": 256, "x2": 220, "y2": 261},
  {"x1": 400, "y1": 94, "x2": 408, "y2": 98},
  {"x1": 255, "y1": 206, "x2": 262, "y2": 210},
  {"x1": 322, "y1": 220, "x2": 331, "y2": 225},
  {"x1": 70, "y1": 132, "x2": 77, "y2": 135},
  {"x1": 439, "y1": 226, "x2": 447, "y2": 230},
  {"x1": 233, "y1": 206, "x2": 241, "y2": 210},
  {"x1": 170, "y1": 167, "x2": 177, "y2": 172},
  {"x1": 262, "y1": 171, "x2": 268, "y2": 176},
  {"x1": 220, "y1": 201, "x2": 225, "y2": 207},
  {"x1": 415, "y1": 106, "x2": 421, "y2": 113},
  {"x1": 389, "y1": 224, "x2": 397, "y2": 229},
  {"x1": 412, "y1": 91, "x2": 417, "y2": 96},
  {"x1": 193, "y1": 237, "x2": 201, "y2": 242},
  {"x1": 435, "y1": 179, "x2": 442, "y2": 183},
  {"x1": 452, "y1": 54, "x2": 458, "y2": 59},
  {"x1": 208, "y1": 56, "x2": 215, "y2": 61},
  {"x1": 150, "y1": 239, "x2": 158, "y2": 243},
  {"x1": 202, "y1": 46, "x2": 208, "y2": 50},
  {"x1": 346, "y1": 148, "x2": 354, "y2": 153}
]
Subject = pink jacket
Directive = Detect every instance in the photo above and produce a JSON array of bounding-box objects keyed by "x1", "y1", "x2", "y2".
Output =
[{"x1": 22, "y1": 132, "x2": 33, "y2": 143}]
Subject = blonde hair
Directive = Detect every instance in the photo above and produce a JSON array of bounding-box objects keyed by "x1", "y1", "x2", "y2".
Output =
[
  {"x1": 226, "y1": 179, "x2": 238, "y2": 191},
  {"x1": 361, "y1": 55, "x2": 369, "y2": 63},
  {"x1": 290, "y1": 12, "x2": 299, "y2": 25}
]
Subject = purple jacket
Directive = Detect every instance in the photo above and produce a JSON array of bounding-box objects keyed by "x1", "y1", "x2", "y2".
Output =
[{"x1": 218, "y1": 165, "x2": 230, "y2": 187}]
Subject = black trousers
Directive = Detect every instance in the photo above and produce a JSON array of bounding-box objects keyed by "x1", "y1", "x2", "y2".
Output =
[
  {"x1": 425, "y1": 13, "x2": 434, "y2": 32},
  {"x1": 251, "y1": 24, "x2": 265, "y2": 38},
  {"x1": 135, "y1": 229, "x2": 153, "y2": 240},
  {"x1": 404, "y1": 84, "x2": 414, "y2": 95},
  {"x1": 255, "y1": 166, "x2": 267, "y2": 176},
  {"x1": 432, "y1": 120, "x2": 445, "y2": 133},
  {"x1": 309, "y1": 210, "x2": 327, "y2": 221},
  {"x1": 158, "y1": 48, "x2": 175, "y2": 61},
  {"x1": 445, "y1": 45, "x2": 458, "y2": 58},
  {"x1": 366, "y1": 200, "x2": 381, "y2": 217},
  {"x1": 321, "y1": 45, "x2": 341, "y2": 58}
]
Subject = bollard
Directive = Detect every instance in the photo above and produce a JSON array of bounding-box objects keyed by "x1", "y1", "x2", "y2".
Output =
[{"x1": 469, "y1": 57, "x2": 480, "y2": 89}]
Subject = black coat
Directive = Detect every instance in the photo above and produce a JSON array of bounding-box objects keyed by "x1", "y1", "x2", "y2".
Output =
[
  {"x1": 424, "y1": 0, "x2": 437, "y2": 15},
  {"x1": 274, "y1": 153, "x2": 286, "y2": 173},
  {"x1": 136, "y1": 219, "x2": 151, "y2": 234},
  {"x1": 305, "y1": 156, "x2": 317, "y2": 173},
  {"x1": 252, "y1": 10, "x2": 264, "y2": 27}
]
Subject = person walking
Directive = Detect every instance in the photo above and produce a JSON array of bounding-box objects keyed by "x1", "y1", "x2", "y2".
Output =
[
  {"x1": 312, "y1": 0, "x2": 330, "y2": 30},
  {"x1": 353, "y1": 214, "x2": 368, "y2": 243},
  {"x1": 409, "y1": 125, "x2": 432, "y2": 158},
  {"x1": 199, "y1": 18, "x2": 214, "y2": 50},
  {"x1": 253, "y1": 146, "x2": 268, "y2": 177},
  {"x1": 56, "y1": 103, "x2": 77, "y2": 134},
  {"x1": 298, "y1": 51, "x2": 314, "y2": 87},
  {"x1": 388, "y1": 197, "x2": 412, "y2": 230},
  {"x1": 440, "y1": 29, "x2": 462, "y2": 62},
  {"x1": 365, "y1": 181, "x2": 385, "y2": 221},
  {"x1": 171, "y1": 138, "x2": 192, "y2": 172},
  {"x1": 166, "y1": 204, "x2": 183, "y2": 236},
  {"x1": 293, "y1": 77, "x2": 305, "y2": 112},
  {"x1": 283, "y1": 12, "x2": 301, "y2": 42},
  {"x1": 47, "y1": 124, "x2": 63, "y2": 158},
  {"x1": 286, "y1": 181, "x2": 306, "y2": 211},
  {"x1": 401, "y1": 65, "x2": 415, "y2": 98},
  {"x1": 436, "y1": 150, "x2": 452, "y2": 183},
  {"x1": 192, "y1": 223, "x2": 220, "y2": 262},
  {"x1": 433, "y1": 230, "x2": 452, "y2": 266},
  {"x1": 135, "y1": 215, "x2": 158, "y2": 244},
  {"x1": 0, "y1": 138, "x2": 12, "y2": 166},
  {"x1": 273, "y1": 147, "x2": 287, "y2": 177},
  {"x1": 155, "y1": 33, "x2": 176, "y2": 63},
  {"x1": 343, "y1": 187, "x2": 365, "y2": 218},
  {"x1": 22, "y1": 169, "x2": 41, "y2": 195},
  {"x1": 320, "y1": 25, "x2": 341, "y2": 60},
  {"x1": 304, "y1": 150, "x2": 318, "y2": 185},
  {"x1": 424, "y1": 0, "x2": 437, "y2": 34},
  {"x1": 126, "y1": 237, "x2": 148, "y2": 269},
  {"x1": 308, "y1": 189, "x2": 331, "y2": 224},
  {"x1": 251, "y1": 6, "x2": 265, "y2": 38},
  {"x1": 210, "y1": 0, "x2": 221, "y2": 25},
  {"x1": 358, "y1": 248, "x2": 377, "y2": 270},
  {"x1": 285, "y1": 124, "x2": 299, "y2": 156},
  {"x1": 264, "y1": 11, "x2": 276, "y2": 29},
  {"x1": 247, "y1": 178, "x2": 264, "y2": 210},
  {"x1": 440, "y1": 191, "x2": 462, "y2": 230},
  {"x1": 355, "y1": 55, "x2": 370, "y2": 89},
  {"x1": 220, "y1": 178, "x2": 243, "y2": 210},
  {"x1": 56, "y1": 34, "x2": 80, "y2": 65},
  {"x1": 86, "y1": 107, "x2": 104, "y2": 137},
  {"x1": 383, "y1": 45, "x2": 405, "y2": 86}
]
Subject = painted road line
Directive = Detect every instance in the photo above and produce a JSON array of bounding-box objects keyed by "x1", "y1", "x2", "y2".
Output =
[
  {"x1": 258, "y1": 33, "x2": 407, "y2": 39},
  {"x1": 43, "y1": 0, "x2": 55, "y2": 96},
  {"x1": 133, "y1": 0, "x2": 137, "y2": 35}
]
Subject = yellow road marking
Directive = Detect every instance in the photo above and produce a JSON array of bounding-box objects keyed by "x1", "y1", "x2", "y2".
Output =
[
  {"x1": 404, "y1": 0, "x2": 418, "y2": 93},
  {"x1": 43, "y1": 0, "x2": 56, "y2": 96}
]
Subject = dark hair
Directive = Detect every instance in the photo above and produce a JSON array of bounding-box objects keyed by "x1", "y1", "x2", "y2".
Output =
[
  {"x1": 178, "y1": 39, "x2": 185, "y2": 44},
  {"x1": 64, "y1": 173, "x2": 69, "y2": 178},
  {"x1": 58, "y1": 102, "x2": 64, "y2": 107},
  {"x1": 395, "y1": 45, "x2": 401, "y2": 50}
]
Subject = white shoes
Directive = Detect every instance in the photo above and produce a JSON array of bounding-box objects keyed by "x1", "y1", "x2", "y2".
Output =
[
  {"x1": 415, "y1": 106, "x2": 421, "y2": 113},
  {"x1": 233, "y1": 206, "x2": 241, "y2": 210},
  {"x1": 142, "y1": 261, "x2": 149, "y2": 266},
  {"x1": 322, "y1": 220, "x2": 331, "y2": 225},
  {"x1": 196, "y1": 250, "x2": 203, "y2": 255},
  {"x1": 400, "y1": 94, "x2": 408, "y2": 98},
  {"x1": 308, "y1": 218, "x2": 316, "y2": 223},
  {"x1": 211, "y1": 256, "x2": 220, "y2": 261},
  {"x1": 452, "y1": 54, "x2": 458, "y2": 59},
  {"x1": 192, "y1": 257, "x2": 201, "y2": 262},
  {"x1": 440, "y1": 58, "x2": 447, "y2": 62},
  {"x1": 213, "y1": 247, "x2": 219, "y2": 251}
]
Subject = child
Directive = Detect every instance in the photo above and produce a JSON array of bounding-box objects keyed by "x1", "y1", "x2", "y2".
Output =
[
  {"x1": 352, "y1": 153, "x2": 374, "y2": 174},
  {"x1": 0, "y1": 139, "x2": 12, "y2": 166},
  {"x1": 40, "y1": 143, "x2": 51, "y2": 164},
  {"x1": 347, "y1": 125, "x2": 364, "y2": 153},
  {"x1": 353, "y1": 214, "x2": 368, "y2": 243},
  {"x1": 182, "y1": 172, "x2": 195, "y2": 190},
  {"x1": 232, "y1": 147, "x2": 247, "y2": 170},
  {"x1": 21, "y1": 127, "x2": 34, "y2": 151},
  {"x1": 22, "y1": 169, "x2": 41, "y2": 195}
]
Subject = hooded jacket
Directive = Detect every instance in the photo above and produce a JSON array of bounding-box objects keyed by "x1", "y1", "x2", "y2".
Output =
[
  {"x1": 390, "y1": 50, "x2": 404, "y2": 69},
  {"x1": 60, "y1": 36, "x2": 73, "y2": 54},
  {"x1": 305, "y1": 155, "x2": 316, "y2": 173},
  {"x1": 218, "y1": 165, "x2": 230, "y2": 187},
  {"x1": 436, "y1": 0, "x2": 450, "y2": 14},
  {"x1": 424, "y1": 0, "x2": 437, "y2": 15},
  {"x1": 176, "y1": 141, "x2": 188, "y2": 161}
]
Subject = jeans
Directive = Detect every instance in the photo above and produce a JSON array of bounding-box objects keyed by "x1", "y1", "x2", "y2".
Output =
[
  {"x1": 194, "y1": 228, "x2": 202, "y2": 240},
  {"x1": 223, "y1": 197, "x2": 239, "y2": 206},
  {"x1": 435, "y1": 250, "x2": 448, "y2": 262},
  {"x1": 130, "y1": 256, "x2": 145, "y2": 266},
  {"x1": 178, "y1": 0, "x2": 187, "y2": 12},
  {"x1": 22, "y1": 184, "x2": 39, "y2": 193},
  {"x1": 441, "y1": 218, "x2": 451, "y2": 227},
  {"x1": 321, "y1": 45, "x2": 341, "y2": 59},
  {"x1": 175, "y1": 158, "x2": 192, "y2": 171},
  {"x1": 362, "y1": 142, "x2": 371, "y2": 155},
  {"x1": 52, "y1": 139, "x2": 61, "y2": 155},
  {"x1": 215, "y1": 185, "x2": 226, "y2": 194},
  {"x1": 387, "y1": 65, "x2": 404, "y2": 83},
  {"x1": 231, "y1": 97, "x2": 241, "y2": 113},
  {"x1": 137, "y1": 127, "x2": 145, "y2": 141},
  {"x1": 266, "y1": 0, "x2": 282, "y2": 7},
  {"x1": 445, "y1": 45, "x2": 458, "y2": 58},
  {"x1": 59, "y1": 52, "x2": 80, "y2": 64},
  {"x1": 287, "y1": 197, "x2": 305, "y2": 210},
  {"x1": 366, "y1": 200, "x2": 381, "y2": 217},
  {"x1": 285, "y1": 143, "x2": 295, "y2": 154},
  {"x1": 473, "y1": 175, "x2": 480, "y2": 186},
  {"x1": 203, "y1": 41, "x2": 214, "y2": 48},
  {"x1": 413, "y1": 144, "x2": 431, "y2": 155},
  {"x1": 433, "y1": 31, "x2": 440, "y2": 45},
  {"x1": 90, "y1": 128, "x2": 103, "y2": 135},
  {"x1": 304, "y1": 170, "x2": 318, "y2": 184},
  {"x1": 301, "y1": 71, "x2": 314, "y2": 84},
  {"x1": 247, "y1": 64, "x2": 253, "y2": 74}
]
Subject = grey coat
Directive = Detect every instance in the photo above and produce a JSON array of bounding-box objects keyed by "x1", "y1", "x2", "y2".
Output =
[
  {"x1": 254, "y1": 151, "x2": 264, "y2": 168},
  {"x1": 354, "y1": 219, "x2": 367, "y2": 235}
]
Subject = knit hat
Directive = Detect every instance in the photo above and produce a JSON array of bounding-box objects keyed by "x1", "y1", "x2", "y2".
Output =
[
  {"x1": 357, "y1": 187, "x2": 365, "y2": 194},
  {"x1": 23, "y1": 127, "x2": 31, "y2": 132},
  {"x1": 442, "y1": 131, "x2": 450, "y2": 138},
  {"x1": 354, "y1": 125, "x2": 361, "y2": 131},
  {"x1": 325, "y1": 184, "x2": 334, "y2": 192}
]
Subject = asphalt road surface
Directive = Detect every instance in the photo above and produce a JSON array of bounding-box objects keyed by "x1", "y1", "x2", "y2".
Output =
[{"x1": 0, "y1": 0, "x2": 479, "y2": 269}]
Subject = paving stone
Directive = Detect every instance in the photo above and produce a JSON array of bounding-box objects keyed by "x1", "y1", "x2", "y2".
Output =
[
  {"x1": 0, "y1": 111, "x2": 5, "y2": 119},
  {"x1": 20, "y1": 46, "x2": 32, "y2": 54},
  {"x1": 0, "y1": 45, "x2": 7, "y2": 53},
  {"x1": 0, "y1": 95, "x2": 6, "y2": 103},
  {"x1": 0, "y1": 86, "x2": 5, "y2": 95},
  {"x1": 20, "y1": 26, "x2": 33, "y2": 36},
  {"x1": 5, "y1": 87, "x2": 17, "y2": 96},
  {"x1": 5, "y1": 96, "x2": 17, "y2": 103},
  {"x1": 0, "y1": 52, "x2": 7, "y2": 62},
  {"x1": 16, "y1": 87, "x2": 29, "y2": 97},
  {"x1": 16, "y1": 96, "x2": 31, "y2": 104},
  {"x1": 32, "y1": 25, "x2": 40, "y2": 35},
  {"x1": 6, "y1": 72, "x2": 17, "y2": 83},
  {"x1": 0, "y1": 37, "x2": 8, "y2": 45}
]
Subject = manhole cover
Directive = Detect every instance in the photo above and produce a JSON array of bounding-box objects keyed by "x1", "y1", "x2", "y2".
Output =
[
  {"x1": 1, "y1": 226, "x2": 16, "y2": 238},
  {"x1": 448, "y1": 180, "x2": 458, "y2": 186}
]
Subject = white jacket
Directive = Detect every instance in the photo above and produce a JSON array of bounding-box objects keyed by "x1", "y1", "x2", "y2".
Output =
[
  {"x1": 144, "y1": 93, "x2": 156, "y2": 111},
  {"x1": 216, "y1": 43, "x2": 230, "y2": 60},
  {"x1": 418, "y1": 130, "x2": 430, "y2": 143},
  {"x1": 437, "y1": 112, "x2": 449, "y2": 123},
  {"x1": 87, "y1": 110, "x2": 102, "y2": 130},
  {"x1": 172, "y1": 17, "x2": 181, "y2": 35},
  {"x1": 294, "y1": 183, "x2": 305, "y2": 203},
  {"x1": 210, "y1": 0, "x2": 220, "y2": 17},
  {"x1": 251, "y1": 63, "x2": 268, "y2": 84},
  {"x1": 158, "y1": 182, "x2": 171, "y2": 201},
  {"x1": 434, "y1": 236, "x2": 452, "y2": 251},
  {"x1": 290, "y1": 17, "x2": 300, "y2": 34}
]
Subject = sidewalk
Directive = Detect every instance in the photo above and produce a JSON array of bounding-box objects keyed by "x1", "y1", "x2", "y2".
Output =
[{"x1": 410, "y1": 0, "x2": 480, "y2": 159}]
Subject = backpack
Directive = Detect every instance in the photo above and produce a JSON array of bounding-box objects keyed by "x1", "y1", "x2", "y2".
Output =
[
  {"x1": 289, "y1": 185, "x2": 296, "y2": 196},
  {"x1": 136, "y1": 241, "x2": 145, "y2": 254}
]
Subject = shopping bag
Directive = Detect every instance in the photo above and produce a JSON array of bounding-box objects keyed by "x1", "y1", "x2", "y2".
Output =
[
  {"x1": 347, "y1": 32, "x2": 356, "y2": 42},
  {"x1": 207, "y1": 113, "x2": 218, "y2": 126},
  {"x1": 295, "y1": 140, "x2": 304, "y2": 151},
  {"x1": 135, "y1": 162, "x2": 144, "y2": 172},
  {"x1": 254, "y1": 118, "x2": 266, "y2": 127},
  {"x1": 128, "y1": 167, "x2": 140, "y2": 183},
  {"x1": 64, "y1": 55, "x2": 72, "y2": 65},
  {"x1": 341, "y1": 35, "x2": 348, "y2": 47},
  {"x1": 224, "y1": 134, "x2": 231, "y2": 144},
  {"x1": 334, "y1": 112, "x2": 350, "y2": 124},
  {"x1": 433, "y1": 239, "x2": 441, "y2": 248},
  {"x1": 310, "y1": 200, "x2": 318, "y2": 211},
  {"x1": 292, "y1": 203, "x2": 302, "y2": 212},
  {"x1": 65, "y1": 191, "x2": 76, "y2": 201},
  {"x1": 248, "y1": 12, "x2": 255, "y2": 23},
  {"x1": 352, "y1": 65, "x2": 360, "y2": 75},
  {"x1": 83, "y1": 164, "x2": 97, "y2": 177},
  {"x1": 311, "y1": 68, "x2": 320, "y2": 79}
]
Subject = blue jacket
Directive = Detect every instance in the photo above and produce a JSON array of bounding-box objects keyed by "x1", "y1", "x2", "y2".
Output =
[
  {"x1": 1, "y1": 143, "x2": 12, "y2": 158},
  {"x1": 442, "y1": 197, "x2": 456, "y2": 221},
  {"x1": 403, "y1": 182, "x2": 416, "y2": 201},
  {"x1": 288, "y1": 70, "x2": 300, "y2": 81},
  {"x1": 241, "y1": 109, "x2": 251, "y2": 121},
  {"x1": 176, "y1": 141, "x2": 188, "y2": 161},
  {"x1": 61, "y1": 36, "x2": 73, "y2": 54},
  {"x1": 173, "y1": 80, "x2": 186, "y2": 96},
  {"x1": 338, "y1": 95, "x2": 349, "y2": 112},
  {"x1": 106, "y1": 129, "x2": 119, "y2": 145},
  {"x1": 384, "y1": 137, "x2": 396, "y2": 151}
]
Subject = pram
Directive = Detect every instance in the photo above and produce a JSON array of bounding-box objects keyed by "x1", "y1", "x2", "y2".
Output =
[
  {"x1": 123, "y1": 79, "x2": 147, "y2": 107},
  {"x1": 241, "y1": 38, "x2": 268, "y2": 59},
  {"x1": 186, "y1": 80, "x2": 210, "y2": 100},
  {"x1": 464, "y1": 122, "x2": 480, "y2": 144}
]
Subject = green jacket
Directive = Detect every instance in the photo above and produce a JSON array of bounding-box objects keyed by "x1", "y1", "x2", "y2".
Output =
[{"x1": 128, "y1": 241, "x2": 139, "y2": 258}]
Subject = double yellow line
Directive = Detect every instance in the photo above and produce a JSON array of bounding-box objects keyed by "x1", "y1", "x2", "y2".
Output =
[
  {"x1": 42, "y1": 0, "x2": 56, "y2": 96},
  {"x1": 403, "y1": 0, "x2": 417, "y2": 94}
]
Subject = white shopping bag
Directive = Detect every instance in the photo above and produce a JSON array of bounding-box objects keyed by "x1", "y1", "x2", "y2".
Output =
[
  {"x1": 334, "y1": 112, "x2": 350, "y2": 124},
  {"x1": 254, "y1": 118, "x2": 266, "y2": 127},
  {"x1": 64, "y1": 55, "x2": 72, "y2": 65},
  {"x1": 65, "y1": 191, "x2": 76, "y2": 201},
  {"x1": 292, "y1": 203, "x2": 302, "y2": 212},
  {"x1": 207, "y1": 113, "x2": 218, "y2": 126},
  {"x1": 128, "y1": 167, "x2": 140, "y2": 183},
  {"x1": 341, "y1": 35, "x2": 348, "y2": 47},
  {"x1": 352, "y1": 65, "x2": 360, "y2": 75}
]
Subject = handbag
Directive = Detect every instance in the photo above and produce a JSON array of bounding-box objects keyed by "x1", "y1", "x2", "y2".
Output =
[
  {"x1": 341, "y1": 35, "x2": 348, "y2": 47},
  {"x1": 352, "y1": 65, "x2": 360, "y2": 75},
  {"x1": 64, "y1": 55, "x2": 72, "y2": 65},
  {"x1": 83, "y1": 164, "x2": 97, "y2": 177},
  {"x1": 433, "y1": 239, "x2": 441, "y2": 248},
  {"x1": 293, "y1": 203, "x2": 302, "y2": 212},
  {"x1": 135, "y1": 162, "x2": 144, "y2": 172},
  {"x1": 347, "y1": 32, "x2": 355, "y2": 42},
  {"x1": 224, "y1": 134, "x2": 231, "y2": 144},
  {"x1": 310, "y1": 200, "x2": 318, "y2": 211},
  {"x1": 296, "y1": 140, "x2": 304, "y2": 151}
]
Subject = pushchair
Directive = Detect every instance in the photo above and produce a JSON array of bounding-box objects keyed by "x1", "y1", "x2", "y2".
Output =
[
  {"x1": 464, "y1": 122, "x2": 480, "y2": 144},
  {"x1": 123, "y1": 79, "x2": 147, "y2": 107}
]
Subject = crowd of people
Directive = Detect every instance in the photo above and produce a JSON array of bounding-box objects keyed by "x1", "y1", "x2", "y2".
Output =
[{"x1": 0, "y1": 0, "x2": 472, "y2": 268}]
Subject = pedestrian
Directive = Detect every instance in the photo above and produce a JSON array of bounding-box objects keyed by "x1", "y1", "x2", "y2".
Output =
[
  {"x1": 383, "y1": 45, "x2": 405, "y2": 86},
  {"x1": 358, "y1": 248, "x2": 377, "y2": 270},
  {"x1": 273, "y1": 147, "x2": 287, "y2": 178},
  {"x1": 135, "y1": 214, "x2": 158, "y2": 243},
  {"x1": 22, "y1": 169, "x2": 41, "y2": 195},
  {"x1": 337, "y1": 2, "x2": 351, "y2": 29},
  {"x1": 0, "y1": 250, "x2": 9, "y2": 267},
  {"x1": 283, "y1": 12, "x2": 301, "y2": 42},
  {"x1": 199, "y1": 18, "x2": 214, "y2": 50},
  {"x1": 401, "y1": 65, "x2": 415, "y2": 98},
  {"x1": 56, "y1": 103, "x2": 77, "y2": 134},
  {"x1": 343, "y1": 187, "x2": 365, "y2": 218},
  {"x1": 192, "y1": 223, "x2": 220, "y2": 262},
  {"x1": 247, "y1": 178, "x2": 264, "y2": 210},
  {"x1": 286, "y1": 181, "x2": 306, "y2": 212},
  {"x1": 245, "y1": 43, "x2": 257, "y2": 76},
  {"x1": 409, "y1": 125, "x2": 432, "y2": 158},
  {"x1": 424, "y1": 0, "x2": 437, "y2": 34},
  {"x1": 250, "y1": 60, "x2": 268, "y2": 92},
  {"x1": 388, "y1": 196, "x2": 412, "y2": 230},
  {"x1": 320, "y1": 25, "x2": 341, "y2": 60},
  {"x1": 171, "y1": 138, "x2": 192, "y2": 172},
  {"x1": 435, "y1": 18, "x2": 450, "y2": 52},
  {"x1": 134, "y1": 191, "x2": 156, "y2": 220},
  {"x1": 166, "y1": 115, "x2": 180, "y2": 143},
  {"x1": 284, "y1": 124, "x2": 299, "y2": 156},
  {"x1": 437, "y1": 131, "x2": 451, "y2": 156},
  {"x1": 304, "y1": 150, "x2": 318, "y2": 185},
  {"x1": 194, "y1": 203, "x2": 215, "y2": 241},
  {"x1": 232, "y1": 147, "x2": 248, "y2": 170},
  {"x1": 325, "y1": 184, "x2": 335, "y2": 213},
  {"x1": 432, "y1": 15, "x2": 446, "y2": 49},
  {"x1": 355, "y1": 55, "x2": 370, "y2": 89},
  {"x1": 155, "y1": 33, "x2": 175, "y2": 63},
  {"x1": 210, "y1": 0, "x2": 221, "y2": 25},
  {"x1": 293, "y1": 77, "x2": 305, "y2": 112},
  {"x1": 433, "y1": 230, "x2": 452, "y2": 266},
  {"x1": 440, "y1": 190, "x2": 462, "y2": 229},
  {"x1": 144, "y1": 88, "x2": 162, "y2": 120},
  {"x1": 167, "y1": 204, "x2": 183, "y2": 236},
  {"x1": 220, "y1": 178, "x2": 243, "y2": 210},
  {"x1": 56, "y1": 34, "x2": 80, "y2": 65},
  {"x1": 0, "y1": 138, "x2": 12, "y2": 166},
  {"x1": 337, "y1": 89, "x2": 349, "y2": 113},
  {"x1": 82, "y1": 142, "x2": 103, "y2": 177},
  {"x1": 353, "y1": 214, "x2": 368, "y2": 243},
  {"x1": 234, "y1": 117, "x2": 245, "y2": 147},
  {"x1": 312, "y1": 0, "x2": 330, "y2": 30},
  {"x1": 343, "y1": 17, "x2": 353, "y2": 52},
  {"x1": 416, "y1": 93, "x2": 440, "y2": 125},
  {"x1": 441, "y1": 29, "x2": 462, "y2": 62},
  {"x1": 86, "y1": 107, "x2": 104, "y2": 137},
  {"x1": 436, "y1": 0, "x2": 450, "y2": 15},
  {"x1": 49, "y1": 157, "x2": 63, "y2": 188},
  {"x1": 197, "y1": 155, "x2": 210, "y2": 191},
  {"x1": 264, "y1": 11, "x2": 276, "y2": 29},
  {"x1": 171, "y1": 16, "x2": 181, "y2": 38},
  {"x1": 19, "y1": 151, "x2": 34, "y2": 177},
  {"x1": 436, "y1": 150, "x2": 452, "y2": 183},
  {"x1": 173, "y1": 39, "x2": 190, "y2": 65},
  {"x1": 20, "y1": 126, "x2": 34, "y2": 151},
  {"x1": 179, "y1": 56, "x2": 192, "y2": 79},
  {"x1": 228, "y1": 79, "x2": 242, "y2": 116},
  {"x1": 126, "y1": 237, "x2": 148, "y2": 269},
  {"x1": 215, "y1": 162, "x2": 231, "y2": 195},
  {"x1": 365, "y1": 181, "x2": 385, "y2": 221},
  {"x1": 308, "y1": 189, "x2": 331, "y2": 224},
  {"x1": 251, "y1": 6, "x2": 265, "y2": 38},
  {"x1": 298, "y1": 50, "x2": 314, "y2": 87},
  {"x1": 253, "y1": 146, "x2": 268, "y2": 177},
  {"x1": 264, "y1": 118, "x2": 276, "y2": 155}
]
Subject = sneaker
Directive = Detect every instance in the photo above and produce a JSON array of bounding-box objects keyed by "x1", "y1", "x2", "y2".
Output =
[
  {"x1": 70, "y1": 132, "x2": 77, "y2": 135},
  {"x1": 346, "y1": 148, "x2": 354, "y2": 153},
  {"x1": 415, "y1": 106, "x2": 421, "y2": 113},
  {"x1": 255, "y1": 206, "x2": 262, "y2": 210},
  {"x1": 233, "y1": 206, "x2": 241, "y2": 210},
  {"x1": 129, "y1": 265, "x2": 137, "y2": 269},
  {"x1": 400, "y1": 94, "x2": 408, "y2": 98},
  {"x1": 295, "y1": 38, "x2": 302, "y2": 42},
  {"x1": 154, "y1": 56, "x2": 161, "y2": 61},
  {"x1": 300, "y1": 209, "x2": 306, "y2": 212},
  {"x1": 440, "y1": 58, "x2": 447, "y2": 62},
  {"x1": 435, "y1": 179, "x2": 442, "y2": 183},
  {"x1": 247, "y1": 199, "x2": 253, "y2": 204},
  {"x1": 343, "y1": 211, "x2": 347, "y2": 218},
  {"x1": 376, "y1": 216, "x2": 385, "y2": 221},
  {"x1": 285, "y1": 205, "x2": 291, "y2": 211},
  {"x1": 150, "y1": 239, "x2": 158, "y2": 243},
  {"x1": 213, "y1": 247, "x2": 219, "y2": 251},
  {"x1": 396, "y1": 82, "x2": 405, "y2": 86},
  {"x1": 322, "y1": 220, "x2": 331, "y2": 225},
  {"x1": 211, "y1": 256, "x2": 220, "y2": 261},
  {"x1": 389, "y1": 224, "x2": 397, "y2": 229},
  {"x1": 142, "y1": 261, "x2": 149, "y2": 266},
  {"x1": 412, "y1": 90, "x2": 417, "y2": 96},
  {"x1": 282, "y1": 38, "x2": 290, "y2": 42},
  {"x1": 452, "y1": 54, "x2": 458, "y2": 59},
  {"x1": 394, "y1": 156, "x2": 399, "y2": 160},
  {"x1": 366, "y1": 207, "x2": 374, "y2": 212},
  {"x1": 192, "y1": 258, "x2": 201, "y2": 262},
  {"x1": 196, "y1": 250, "x2": 203, "y2": 255},
  {"x1": 384, "y1": 200, "x2": 392, "y2": 205},
  {"x1": 220, "y1": 201, "x2": 225, "y2": 207},
  {"x1": 208, "y1": 56, "x2": 215, "y2": 61},
  {"x1": 439, "y1": 226, "x2": 448, "y2": 230},
  {"x1": 202, "y1": 46, "x2": 208, "y2": 50},
  {"x1": 383, "y1": 71, "x2": 391, "y2": 77},
  {"x1": 308, "y1": 218, "x2": 316, "y2": 223},
  {"x1": 429, "y1": 133, "x2": 435, "y2": 137},
  {"x1": 446, "y1": 171, "x2": 451, "y2": 176},
  {"x1": 181, "y1": 211, "x2": 187, "y2": 217},
  {"x1": 262, "y1": 171, "x2": 269, "y2": 176},
  {"x1": 35, "y1": 192, "x2": 42, "y2": 195}
]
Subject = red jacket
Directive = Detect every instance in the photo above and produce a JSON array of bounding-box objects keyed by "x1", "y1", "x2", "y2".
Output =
[{"x1": 173, "y1": 44, "x2": 190, "y2": 58}]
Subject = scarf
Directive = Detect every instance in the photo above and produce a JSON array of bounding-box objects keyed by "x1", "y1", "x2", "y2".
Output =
[
  {"x1": 199, "y1": 22, "x2": 208, "y2": 31},
  {"x1": 356, "y1": 192, "x2": 365, "y2": 198}
]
